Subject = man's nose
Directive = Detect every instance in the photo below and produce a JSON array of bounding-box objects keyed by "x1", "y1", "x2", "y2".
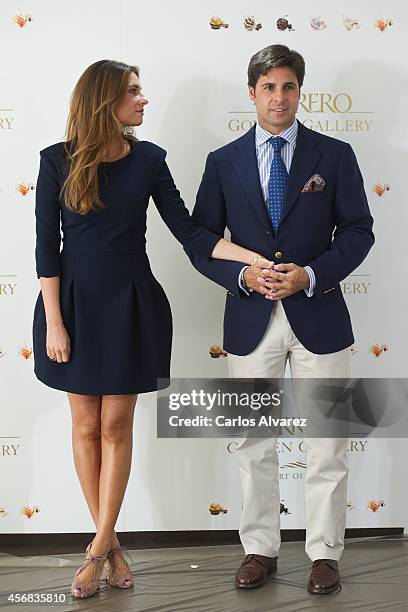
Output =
[
  {"x1": 273, "y1": 88, "x2": 286, "y2": 100},
  {"x1": 139, "y1": 95, "x2": 149, "y2": 105}
]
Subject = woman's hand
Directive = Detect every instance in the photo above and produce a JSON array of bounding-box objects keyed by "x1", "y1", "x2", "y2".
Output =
[
  {"x1": 251, "y1": 256, "x2": 274, "y2": 270},
  {"x1": 46, "y1": 322, "x2": 71, "y2": 363}
]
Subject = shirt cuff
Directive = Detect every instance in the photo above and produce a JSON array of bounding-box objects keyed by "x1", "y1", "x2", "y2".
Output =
[
  {"x1": 303, "y1": 266, "x2": 316, "y2": 297},
  {"x1": 238, "y1": 266, "x2": 253, "y2": 296}
]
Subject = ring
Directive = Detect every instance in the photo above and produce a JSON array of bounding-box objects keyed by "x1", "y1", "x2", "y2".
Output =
[{"x1": 48, "y1": 354, "x2": 57, "y2": 361}]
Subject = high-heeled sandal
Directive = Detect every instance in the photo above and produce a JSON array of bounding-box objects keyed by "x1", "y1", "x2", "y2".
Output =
[
  {"x1": 71, "y1": 541, "x2": 109, "y2": 599},
  {"x1": 105, "y1": 541, "x2": 134, "y2": 589}
]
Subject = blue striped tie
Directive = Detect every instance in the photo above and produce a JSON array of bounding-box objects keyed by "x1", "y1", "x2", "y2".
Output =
[{"x1": 268, "y1": 136, "x2": 288, "y2": 231}]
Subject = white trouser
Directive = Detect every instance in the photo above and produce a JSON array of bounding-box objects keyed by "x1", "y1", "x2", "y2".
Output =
[{"x1": 228, "y1": 300, "x2": 351, "y2": 561}]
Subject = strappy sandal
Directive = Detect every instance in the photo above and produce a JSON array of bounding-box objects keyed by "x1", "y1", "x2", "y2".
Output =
[
  {"x1": 105, "y1": 541, "x2": 134, "y2": 589},
  {"x1": 71, "y1": 541, "x2": 109, "y2": 599}
]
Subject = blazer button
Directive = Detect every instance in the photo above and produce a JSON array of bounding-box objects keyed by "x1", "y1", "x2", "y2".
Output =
[{"x1": 275, "y1": 251, "x2": 283, "y2": 259}]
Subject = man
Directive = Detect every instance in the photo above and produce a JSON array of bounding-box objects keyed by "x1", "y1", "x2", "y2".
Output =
[{"x1": 186, "y1": 45, "x2": 374, "y2": 594}]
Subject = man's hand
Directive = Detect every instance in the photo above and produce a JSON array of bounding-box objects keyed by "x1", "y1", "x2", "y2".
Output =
[
  {"x1": 243, "y1": 260, "x2": 274, "y2": 295},
  {"x1": 256, "y1": 263, "x2": 310, "y2": 300}
]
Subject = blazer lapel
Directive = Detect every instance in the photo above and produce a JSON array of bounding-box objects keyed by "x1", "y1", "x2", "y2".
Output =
[
  {"x1": 280, "y1": 120, "x2": 322, "y2": 225},
  {"x1": 230, "y1": 126, "x2": 272, "y2": 231}
]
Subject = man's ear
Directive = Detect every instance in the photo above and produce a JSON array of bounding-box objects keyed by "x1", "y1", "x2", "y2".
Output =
[{"x1": 248, "y1": 86, "x2": 255, "y2": 102}]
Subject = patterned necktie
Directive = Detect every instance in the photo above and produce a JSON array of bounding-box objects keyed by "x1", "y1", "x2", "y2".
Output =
[{"x1": 268, "y1": 136, "x2": 288, "y2": 231}]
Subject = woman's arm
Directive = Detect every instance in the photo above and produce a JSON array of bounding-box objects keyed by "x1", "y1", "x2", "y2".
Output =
[
  {"x1": 211, "y1": 238, "x2": 272, "y2": 268},
  {"x1": 40, "y1": 277, "x2": 71, "y2": 363},
  {"x1": 35, "y1": 148, "x2": 70, "y2": 363},
  {"x1": 151, "y1": 150, "x2": 272, "y2": 267}
]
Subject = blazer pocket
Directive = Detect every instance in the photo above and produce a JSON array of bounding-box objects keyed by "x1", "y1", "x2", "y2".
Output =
[{"x1": 299, "y1": 191, "x2": 327, "y2": 201}]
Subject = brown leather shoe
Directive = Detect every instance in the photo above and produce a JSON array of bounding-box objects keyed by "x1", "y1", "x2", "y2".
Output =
[
  {"x1": 307, "y1": 559, "x2": 341, "y2": 594},
  {"x1": 235, "y1": 554, "x2": 277, "y2": 589}
]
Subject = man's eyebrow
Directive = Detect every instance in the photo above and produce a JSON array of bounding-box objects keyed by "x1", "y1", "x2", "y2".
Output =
[
  {"x1": 262, "y1": 80, "x2": 297, "y2": 86},
  {"x1": 128, "y1": 83, "x2": 140, "y2": 89}
]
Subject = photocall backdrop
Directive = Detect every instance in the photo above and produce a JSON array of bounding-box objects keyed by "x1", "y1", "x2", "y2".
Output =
[{"x1": 1, "y1": 1, "x2": 407, "y2": 534}]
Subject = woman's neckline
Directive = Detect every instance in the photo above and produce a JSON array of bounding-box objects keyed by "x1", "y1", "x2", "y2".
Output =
[{"x1": 101, "y1": 139, "x2": 136, "y2": 165}]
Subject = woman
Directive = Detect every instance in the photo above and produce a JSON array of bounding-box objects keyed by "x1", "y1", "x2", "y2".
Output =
[{"x1": 33, "y1": 59, "x2": 271, "y2": 599}]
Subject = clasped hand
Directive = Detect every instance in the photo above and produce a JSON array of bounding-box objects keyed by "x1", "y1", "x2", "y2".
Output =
[{"x1": 245, "y1": 261, "x2": 310, "y2": 300}]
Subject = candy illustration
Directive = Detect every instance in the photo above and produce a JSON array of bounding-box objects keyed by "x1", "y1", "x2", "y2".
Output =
[
  {"x1": 342, "y1": 15, "x2": 361, "y2": 31},
  {"x1": 368, "y1": 499, "x2": 385, "y2": 512},
  {"x1": 14, "y1": 13, "x2": 33, "y2": 28},
  {"x1": 19, "y1": 346, "x2": 33, "y2": 359},
  {"x1": 17, "y1": 182, "x2": 35, "y2": 196},
  {"x1": 22, "y1": 505, "x2": 40, "y2": 518},
  {"x1": 310, "y1": 17, "x2": 327, "y2": 31},
  {"x1": 372, "y1": 182, "x2": 391, "y2": 197},
  {"x1": 369, "y1": 343, "x2": 388, "y2": 358},
  {"x1": 277, "y1": 17, "x2": 295, "y2": 32},
  {"x1": 375, "y1": 18, "x2": 393, "y2": 32},
  {"x1": 244, "y1": 16, "x2": 262, "y2": 31}
]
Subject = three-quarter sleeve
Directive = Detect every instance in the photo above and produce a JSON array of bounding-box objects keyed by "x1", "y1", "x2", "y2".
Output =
[
  {"x1": 35, "y1": 150, "x2": 62, "y2": 278},
  {"x1": 151, "y1": 151, "x2": 221, "y2": 259}
]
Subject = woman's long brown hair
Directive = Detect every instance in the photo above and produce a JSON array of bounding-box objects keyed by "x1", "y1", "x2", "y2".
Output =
[{"x1": 62, "y1": 60, "x2": 139, "y2": 215}]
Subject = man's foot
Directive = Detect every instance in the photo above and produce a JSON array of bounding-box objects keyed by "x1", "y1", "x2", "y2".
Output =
[
  {"x1": 235, "y1": 554, "x2": 277, "y2": 589},
  {"x1": 307, "y1": 559, "x2": 341, "y2": 594}
]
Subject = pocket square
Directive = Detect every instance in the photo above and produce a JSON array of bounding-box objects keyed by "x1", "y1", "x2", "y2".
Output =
[{"x1": 301, "y1": 174, "x2": 325, "y2": 193}]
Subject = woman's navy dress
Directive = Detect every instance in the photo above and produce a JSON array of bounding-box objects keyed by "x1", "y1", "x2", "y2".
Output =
[{"x1": 32, "y1": 140, "x2": 219, "y2": 395}]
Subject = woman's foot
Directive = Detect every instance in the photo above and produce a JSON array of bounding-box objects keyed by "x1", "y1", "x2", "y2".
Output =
[
  {"x1": 105, "y1": 539, "x2": 134, "y2": 589},
  {"x1": 71, "y1": 539, "x2": 110, "y2": 599}
]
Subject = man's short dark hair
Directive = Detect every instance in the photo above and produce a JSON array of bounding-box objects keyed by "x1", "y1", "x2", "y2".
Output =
[{"x1": 247, "y1": 44, "x2": 305, "y2": 89}]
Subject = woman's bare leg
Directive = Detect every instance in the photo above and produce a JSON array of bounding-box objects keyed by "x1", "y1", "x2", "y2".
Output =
[
  {"x1": 68, "y1": 393, "x2": 102, "y2": 528},
  {"x1": 90, "y1": 394, "x2": 137, "y2": 557},
  {"x1": 69, "y1": 393, "x2": 136, "y2": 587}
]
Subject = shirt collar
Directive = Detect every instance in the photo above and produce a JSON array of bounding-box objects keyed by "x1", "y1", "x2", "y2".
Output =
[{"x1": 255, "y1": 119, "x2": 298, "y2": 148}]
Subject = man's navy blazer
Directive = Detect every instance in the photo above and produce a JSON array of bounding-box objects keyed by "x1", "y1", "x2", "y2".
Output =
[{"x1": 186, "y1": 121, "x2": 374, "y2": 356}]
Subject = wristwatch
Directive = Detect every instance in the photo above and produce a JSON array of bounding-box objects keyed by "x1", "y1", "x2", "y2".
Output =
[{"x1": 240, "y1": 266, "x2": 253, "y2": 293}]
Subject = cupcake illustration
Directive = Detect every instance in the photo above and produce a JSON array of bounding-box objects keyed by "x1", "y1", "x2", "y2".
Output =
[
  {"x1": 209, "y1": 502, "x2": 228, "y2": 515},
  {"x1": 209, "y1": 344, "x2": 228, "y2": 358},
  {"x1": 209, "y1": 16, "x2": 229, "y2": 30}
]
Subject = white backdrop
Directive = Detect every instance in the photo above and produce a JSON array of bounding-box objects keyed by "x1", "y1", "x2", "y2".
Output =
[{"x1": 1, "y1": 0, "x2": 407, "y2": 534}]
